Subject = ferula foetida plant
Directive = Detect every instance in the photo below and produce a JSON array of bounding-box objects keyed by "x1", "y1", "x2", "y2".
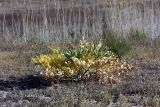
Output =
[{"x1": 32, "y1": 36, "x2": 135, "y2": 83}]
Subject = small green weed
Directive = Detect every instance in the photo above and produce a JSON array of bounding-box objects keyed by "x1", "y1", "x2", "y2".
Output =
[{"x1": 128, "y1": 29, "x2": 149, "y2": 46}]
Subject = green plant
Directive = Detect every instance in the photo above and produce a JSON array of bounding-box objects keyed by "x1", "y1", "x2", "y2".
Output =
[
  {"x1": 153, "y1": 36, "x2": 160, "y2": 48},
  {"x1": 26, "y1": 37, "x2": 50, "y2": 54},
  {"x1": 32, "y1": 36, "x2": 134, "y2": 82},
  {"x1": 128, "y1": 29, "x2": 148, "y2": 45},
  {"x1": 68, "y1": 27, "x2": 75, "y2": 40},
  {"x1": 102, "y1": 29, "x2": 131, "y2": 58}
]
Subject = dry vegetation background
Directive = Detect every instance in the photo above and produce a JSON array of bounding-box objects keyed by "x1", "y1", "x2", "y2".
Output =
[{"x1": 0, "y1": 0, "x2": 160, "y2": 45}]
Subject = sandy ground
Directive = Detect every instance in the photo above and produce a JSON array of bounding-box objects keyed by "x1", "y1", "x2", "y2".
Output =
[{"x1": 0, "y1": 61, "x2": 159, "y2": 106}]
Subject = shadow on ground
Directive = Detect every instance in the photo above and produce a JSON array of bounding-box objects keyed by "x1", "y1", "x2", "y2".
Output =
[{"x1": 0, "y1": 75, "x2": 52, "y2": 90}]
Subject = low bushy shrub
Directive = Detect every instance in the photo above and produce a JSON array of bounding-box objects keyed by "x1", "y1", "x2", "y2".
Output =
[
  {"x1": 153, "y1": 36, "x2": 160, "y2": 48},
  {"x1": 128, "y1": 29, "x2": 149, "y2": 46},
  {"x1": 26, "y1": 37, "x2": 50, "y2": 54},
  {"x1": 102, "y1": 29, "x2": 131, "y2": 58},
  {"x1": 32, "y1": 37, "x2": 135, "y2": 83}
]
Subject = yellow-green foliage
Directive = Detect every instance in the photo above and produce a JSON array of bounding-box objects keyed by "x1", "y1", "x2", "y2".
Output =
[{"x1": 32, "y1": 37, "x2": 134, "y2": 82}]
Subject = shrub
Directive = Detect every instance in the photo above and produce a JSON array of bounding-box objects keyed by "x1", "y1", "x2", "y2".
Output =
[
  {"x1": 128, "y1": 29, "x2": 148, "y2": 45},
  {"x1": 102, "y1": 29, "x2": 131, "y2": 58},
  {"x1": 32, "y1": 37, "x2": 135, "y2": 82},
  {"x1": 153, "y1": 36, "x2": 160, "y2": 48},
  {"x1": 26, "y1": 37, "x2": 50, "y2": 54}
]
